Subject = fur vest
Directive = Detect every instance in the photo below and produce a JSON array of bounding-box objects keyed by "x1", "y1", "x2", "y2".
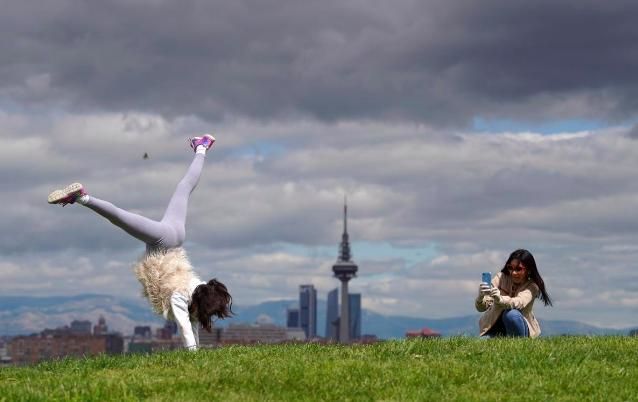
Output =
[{"x1": 134, "y1": 247, "x2": 197, "y2": 316}]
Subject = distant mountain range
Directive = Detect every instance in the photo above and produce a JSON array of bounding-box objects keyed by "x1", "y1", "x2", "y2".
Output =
[
  {"x1": 0, "y1": 294, "x2": 160, "y2": 337},
  {"x1": 0, "y1": 294, "x2": 634, "y2": 338},
  {"x1": 223, "y1": 299, "x2": 634, "y2": 338}
]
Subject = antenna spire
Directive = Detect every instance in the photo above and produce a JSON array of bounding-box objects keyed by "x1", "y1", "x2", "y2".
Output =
[{"x1": 338, "y1": 195, "x2": 351, "y2": 262}]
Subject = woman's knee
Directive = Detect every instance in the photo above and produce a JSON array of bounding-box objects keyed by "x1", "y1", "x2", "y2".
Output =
[
  {"x1": 502, "y1": 309, "x2": 524, "y2": 323},
  {"x1": 502, "y1": 309, "x2": 528, "y2": 337}
]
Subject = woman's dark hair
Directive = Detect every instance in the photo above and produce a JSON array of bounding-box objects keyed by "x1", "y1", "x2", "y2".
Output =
[
  {"x1": 189, "y1": 278, "x2": 234, "y2": 332},
  {"x1": 500, "y1": 249, "x2": 553, "y2": 306}
]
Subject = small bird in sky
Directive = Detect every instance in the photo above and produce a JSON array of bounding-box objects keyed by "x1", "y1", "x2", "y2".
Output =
[{"x1": 143, "y1": 152, "x2": 149, "y2": 160}]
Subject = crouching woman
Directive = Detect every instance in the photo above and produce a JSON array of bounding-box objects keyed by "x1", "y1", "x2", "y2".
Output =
[{"x1": 475, "y1": 249, "x2": 552, "y2": 338}]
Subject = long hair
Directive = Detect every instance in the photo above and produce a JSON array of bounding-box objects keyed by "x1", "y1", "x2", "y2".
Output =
[
  {"x1": 189, "y1": 278, "x2": 234, "y2": 332},
  {"x1": 500, "y1": 249, "x2": 553, "y2": 306}
]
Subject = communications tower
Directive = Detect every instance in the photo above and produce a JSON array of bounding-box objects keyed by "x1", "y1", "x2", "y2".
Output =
[{"x1": 332, "y1": 198, "x2": 358, "y2": 343}]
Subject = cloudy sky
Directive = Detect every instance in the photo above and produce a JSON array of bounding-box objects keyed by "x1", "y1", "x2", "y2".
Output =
[{"x1": 1, "y1": 0, "x2": 638, "y2": 330}]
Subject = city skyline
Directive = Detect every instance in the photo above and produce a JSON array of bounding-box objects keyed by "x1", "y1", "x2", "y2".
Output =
[{"x1": 287, "y1": 201, "x2": 363, "y2": 342}]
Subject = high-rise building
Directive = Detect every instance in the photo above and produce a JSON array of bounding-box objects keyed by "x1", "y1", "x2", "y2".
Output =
[
  {"x1": 93, "y1": 316, "x2": 108, "y2": 335},
  {"x1": 348, "y1": 293, "x2": 361, "y2": 340},
  {"x1": 299, "y1": 285, "x2": 317, "y2": 339},
  {"x1": 134, "y1": 326, "x2": 152, "y2": 339},
  {"x1": 332, "y1": 198, "x2": 358, "y2": 343},
  {"x1": 286, "y1": 308, "x2": 300, "y2": 328},
  {"x1": 325, "y1": 288, "x2": 339, "y2": 341},
  {"x1": 325, "y1": 290, "x2": 360, "y2": 342},
  {"x1": 70, "y1": 320, "x2": 92, "y2": 335}
]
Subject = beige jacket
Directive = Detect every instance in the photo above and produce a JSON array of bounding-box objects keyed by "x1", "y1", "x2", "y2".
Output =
[
  {"x1": 475, "y1": 272, "x2": 541, "y2": 338},
  {"x1": 133, "y1": 247, "x2": 205, "y2": 349}
]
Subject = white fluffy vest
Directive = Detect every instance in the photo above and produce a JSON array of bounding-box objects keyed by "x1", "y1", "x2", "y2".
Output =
[{"x1": 133, "y1": 247, "x2": 196, "y2": 315}]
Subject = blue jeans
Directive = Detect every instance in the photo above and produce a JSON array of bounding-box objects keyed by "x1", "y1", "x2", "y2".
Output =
[{"x1": 486, "y1": 309, "x2": 529, "y2": 337}]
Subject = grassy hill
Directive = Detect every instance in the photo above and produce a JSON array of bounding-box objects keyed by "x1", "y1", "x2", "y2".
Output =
[{"x1": 1, "y1": 337, "x2": 636, "y2": 401}]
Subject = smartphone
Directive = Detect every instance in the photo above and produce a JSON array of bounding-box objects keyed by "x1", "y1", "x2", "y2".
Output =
[{"x1": 481, "y1": 272, "x2": 491, "y2": 285}]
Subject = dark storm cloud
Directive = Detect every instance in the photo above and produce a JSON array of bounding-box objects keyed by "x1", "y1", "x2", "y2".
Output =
[{"x1": 2, "y1": 0, "x2": 638, "y2": 124}]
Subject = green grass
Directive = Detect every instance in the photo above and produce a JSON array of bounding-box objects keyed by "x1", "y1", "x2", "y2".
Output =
[{"x1": 1, "y1": 337, "x2": 637, "y2": 401}]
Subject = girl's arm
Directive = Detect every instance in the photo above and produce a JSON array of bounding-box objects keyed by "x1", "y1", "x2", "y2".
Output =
[{"x1": 170, "y1": 292, "x2": 198, "y2": 350}]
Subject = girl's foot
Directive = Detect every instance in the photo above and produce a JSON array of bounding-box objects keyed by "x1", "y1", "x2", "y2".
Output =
[
  {"x1": 189, "y1": 134, "x2": 216, "y2": 152},
  {"x1": 47, "y1": 183, "x2": 87, "y2": 206}
]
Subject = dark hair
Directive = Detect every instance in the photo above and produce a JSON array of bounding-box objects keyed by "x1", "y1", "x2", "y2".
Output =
[
  {"x1": 189, "y1": 278, "x2": 234, "y2": 332},
  {"x1": 500, "y1": 249, "x2": 553, "y2": 306}
]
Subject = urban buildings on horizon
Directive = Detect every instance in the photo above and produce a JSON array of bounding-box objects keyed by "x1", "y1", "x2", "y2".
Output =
[
  {"x1": 2, "y1": 315, "x2": 190, "y2": 365},
  {"x1": 287, "y1": 199, "x2": 364, "y2": 343},
  {"x1": 2, "y1": 315, "x2": 313, "y2": 366},
  {"x1": 5, "y1": 316, "x2": 125, "y2": 365}
]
